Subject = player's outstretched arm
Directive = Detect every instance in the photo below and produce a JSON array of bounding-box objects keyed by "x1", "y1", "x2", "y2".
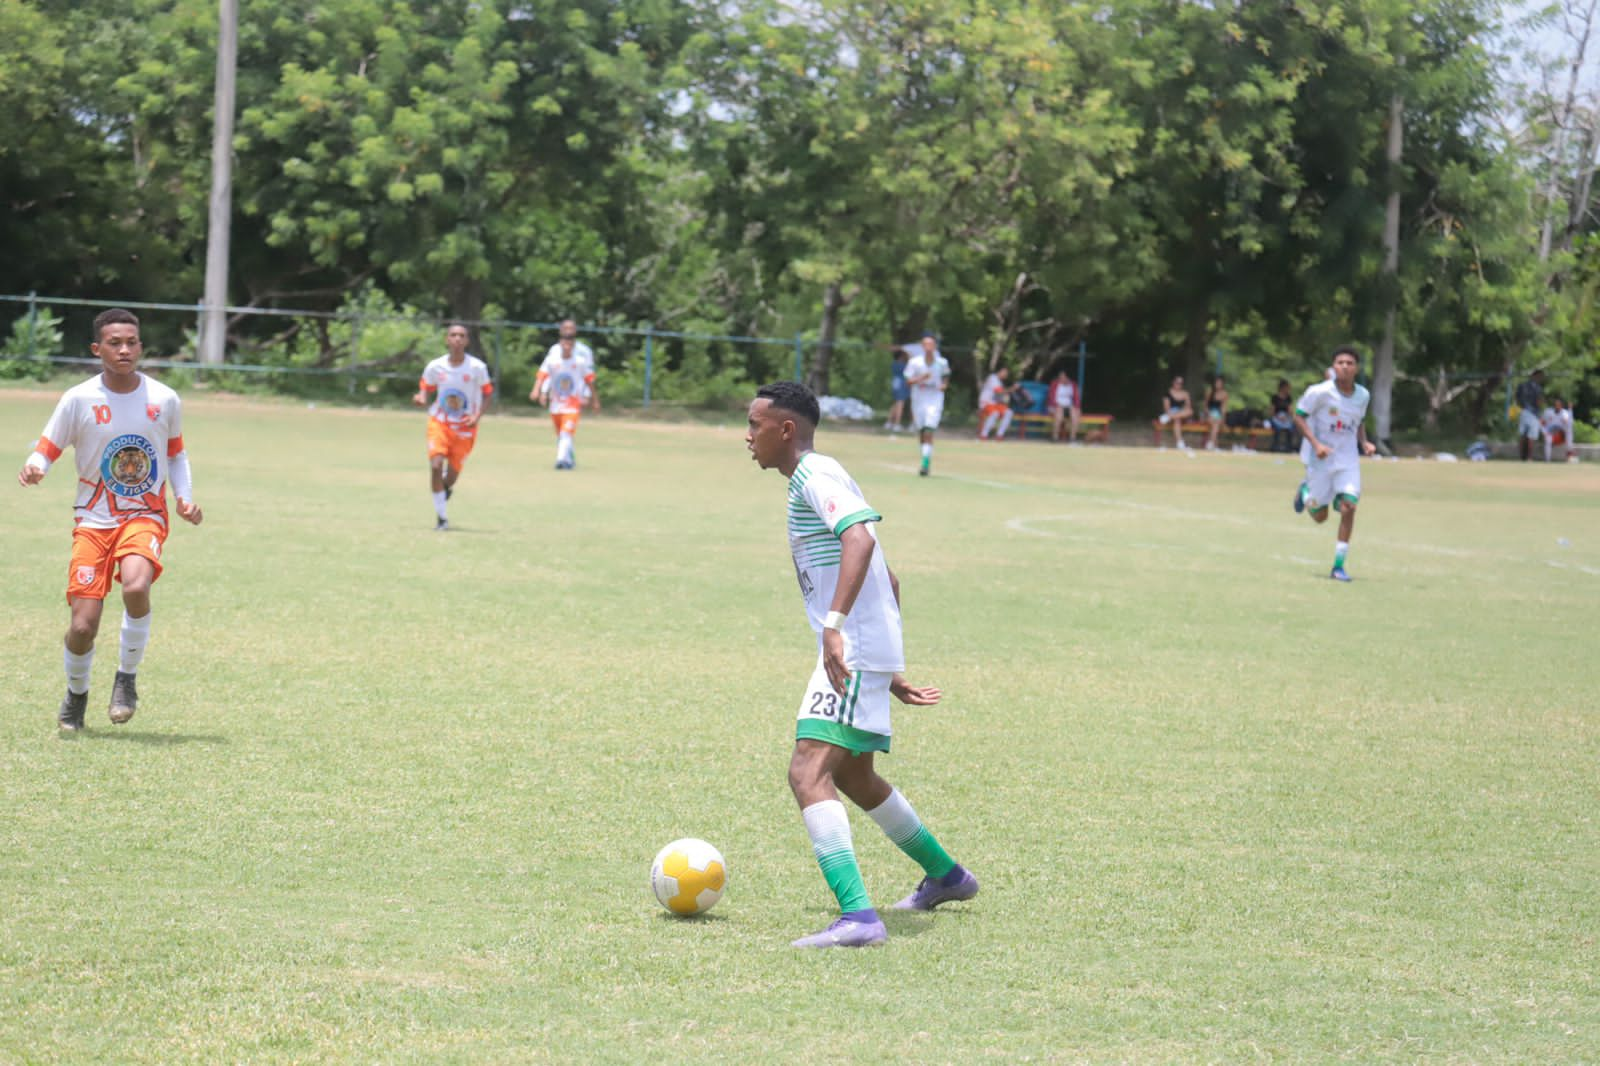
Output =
[
  {"x1": 412, "y1": 387, "x2": 431, "y2": 407},
  {"x1": 18, "y1": 461, "x2": 45, "y2": 487},
  {"x1": 890, "y1": 675, "x2": 941, "y2": 706},
  {"x1": 1358, "y1": 425, "x2": 1377, "y2": 457}
]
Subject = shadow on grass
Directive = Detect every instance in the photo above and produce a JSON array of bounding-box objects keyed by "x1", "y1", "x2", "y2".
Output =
[
  {"x1": 654, "y1": 910, "x2": 730, "y2": 926},
  {"x1": 62, "y1": 730, "x2": 228, "y2": 747}
]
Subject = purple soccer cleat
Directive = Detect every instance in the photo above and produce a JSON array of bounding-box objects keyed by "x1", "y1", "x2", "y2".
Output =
[
  {"x1": 893, "y1": 864, "x2": 980, "y2": 911},
  {"x1": 791, "y1": 915, "x2": 889, "y2": 949}
]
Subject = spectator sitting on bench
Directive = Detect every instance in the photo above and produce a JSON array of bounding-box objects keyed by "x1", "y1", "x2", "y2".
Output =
[
  {"x1": 1269, "y1": 379, "x2": 1296, "y2": 452},
  {"x1": 1049, "y1": 370, "x2": 1080, "y2": 443},
  {"x1": 978, "y1": 366, "x2": 1025, "y2": 440},
  {"x1": 1157, "y1": 374, "x2": 1194, "y2": 450},
  {"x1": 1204, "y1": 374, "x2": 1229, "y2": 451}
]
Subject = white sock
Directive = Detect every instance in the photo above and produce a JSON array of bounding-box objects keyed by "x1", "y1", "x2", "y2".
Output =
[
  {"x1": 432, "y1": 491, "x2": 448, "y2": 520},
  {"x1": 997, "y1": 410, "x2": 1013, "y2": 436},
  {"x1": 921, "y1": 443, "x2": 932, "y2": 460},
  {"x1": 64, "y1": 645, "x2": 93, "y2": 695},
  {"x1": 119, "y1": 611, "x2": 151, "y2": 674},
  {"x1": 980, "y1": 412, "x2": 997, "y2": 438},
  {"x1": 558, "y1": 432, "x2": 574, "y2": 464},
  {"x1": 865, "y1": 788, "x2": 923, "y2": 847}
]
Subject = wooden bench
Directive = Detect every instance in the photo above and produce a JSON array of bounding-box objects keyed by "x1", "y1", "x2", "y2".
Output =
[
  {"x1": 1013, "y1": 411, "x2": 1113, "y2": 443},
  {"x1": 1150, "y1": 418, "x2": 1274, "y2": 449}
]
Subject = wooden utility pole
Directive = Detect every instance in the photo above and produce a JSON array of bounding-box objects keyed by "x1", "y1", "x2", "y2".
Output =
[{"x1": 200, "y1": 0, "x2": 238, "y2": 366}]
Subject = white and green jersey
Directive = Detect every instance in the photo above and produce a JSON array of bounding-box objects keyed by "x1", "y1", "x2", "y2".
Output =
[
  {"x1": 1296, "y1": 380, "x2": 1370, "y2": 463},
  {"x1": 787, "y1": 452, "x2": 905, "y2": 672}
]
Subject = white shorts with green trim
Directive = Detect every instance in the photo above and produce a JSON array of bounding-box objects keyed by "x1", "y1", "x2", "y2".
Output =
[
  {"x1": 794, "y1": 658, "x2": 892, "y2": 753},
  {"x1": 1306, "y1": 460, "x2": 1360, "y2": 510},
  {"x1": 914, "y1": 398, "x2": 944, "y2": 431}
]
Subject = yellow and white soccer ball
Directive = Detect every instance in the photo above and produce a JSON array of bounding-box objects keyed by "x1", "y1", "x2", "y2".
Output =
[{"x1": 650, "y1": 838, "x2": 726, "y2": 916}]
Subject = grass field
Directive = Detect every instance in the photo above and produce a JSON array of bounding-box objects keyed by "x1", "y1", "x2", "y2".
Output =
[{"x1": 2, "y1": 386, "x2": 1596, "y2": 1063}]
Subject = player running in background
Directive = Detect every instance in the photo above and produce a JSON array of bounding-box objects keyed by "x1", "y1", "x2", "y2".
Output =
[
  {"x1": 414, "y1": 322, "x2": 493, "y2": 531},
  {"x1": 531, "y1": 318, "x2": 599, "y2": 470},
  {"x1": 976, "y1": 365, "x2": 1022, "y2": 440},
  {"x1": 1291, "y1": 346, "x2": 1377, "y2": 581},
  {"x1": 903, "y1": 333, "x2": 950, "y2": 476},
  {"x1": 745, "y1": 380, "x2": 978, "y2": 949},
  {"x1": 17, "y1": 308, "x2": 203, "y2": 731}
]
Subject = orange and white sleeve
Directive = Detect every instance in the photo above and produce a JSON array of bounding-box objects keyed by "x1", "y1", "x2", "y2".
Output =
[{"x1": 26, "y1": 393, "x2": 76, "y2": 473}]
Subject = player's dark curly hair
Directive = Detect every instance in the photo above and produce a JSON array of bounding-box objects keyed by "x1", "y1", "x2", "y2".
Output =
[
  {"x1": 93, "y1": 308, "x2": 139, "y2": 341},
  {"x1": 756, "y1": 381, "x2": 820, "y2": 427},
  {"x1": 1331, "y1": 344, "x2": 1362, "y2": 364}
]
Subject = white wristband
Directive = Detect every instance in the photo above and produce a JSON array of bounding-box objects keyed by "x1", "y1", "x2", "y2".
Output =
[
  {"x1": 26, "y1": 451, "x2": 51, "y2": 474},
  {"x1": 823, "y1": 611, "x2": 847, "y2": 631}
]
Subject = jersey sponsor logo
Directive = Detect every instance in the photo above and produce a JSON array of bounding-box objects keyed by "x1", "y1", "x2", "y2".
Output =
[
  {"x1": 147, "y1": 403, "x2": 161, "y2": 421},
  {"x1": 793, "y1": 560, "x2": 815, "y2": 600},
  {"x1": 551, "y1": 369, "x2": 582, "y2": 400},
  {"x1": 75, "y1": 565, "x2": 96, "y2": 586},
  {"x1": 440, "y1": 387, "x2": 470, "y2": 416},
  {"x1": 825, "y1": 497, "x2": 840, "y2": 517},
  {"x1": 101, "y1": 434, "x2": 160, "y2": 497}
]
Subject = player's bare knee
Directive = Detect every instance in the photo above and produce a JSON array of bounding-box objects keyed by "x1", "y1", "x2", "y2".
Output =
[
  {"x1": 1311, "y1": 509, "x2": 1329, "y2": 524},
  {"x1": 67, "y1": 613, "x2": 100, "y2": 645}
]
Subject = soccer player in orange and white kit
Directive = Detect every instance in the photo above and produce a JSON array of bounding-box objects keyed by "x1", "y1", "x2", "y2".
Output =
[
  {"x1": 530, "y1": 318, "x2": 600, "y2": 470},
  {"x1": 413, "y1": 322, "x2": 493, "y2": 530},
  {"x1": 17, "y1": 308, "x2": 203, "y2": 731}
]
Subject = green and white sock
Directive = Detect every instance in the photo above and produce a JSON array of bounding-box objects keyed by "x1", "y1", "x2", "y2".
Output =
[
  {"x1": 866, "y1": 789, "x2": 956, "y2": 879},
  {"x1": 1335, "y1": 540, "x2": 1349, "y2": 569},
  {"x1": 1298, "y1": 483, "x2": 1309, "y2": 507},
  {"x1": 801, "y1": 800, "x2": 871, "y2": 914}
]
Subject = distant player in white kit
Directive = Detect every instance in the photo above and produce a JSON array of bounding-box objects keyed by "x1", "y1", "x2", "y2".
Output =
[
  {"x1": 745, "y1": 381, "x2": 978, "y2": 948},
  {"x1": 531, "y1": 318, "x2": 599, "y2": 470},
  {"x1": 1291, "y1": 346, "x2": 1377, "y2": 581},
  {"x1": 902, "y1": 332, "x2": 950, "y2": 476},
  {"x1": 17, "y1": 309, "x2": 203, "y2": 730}
]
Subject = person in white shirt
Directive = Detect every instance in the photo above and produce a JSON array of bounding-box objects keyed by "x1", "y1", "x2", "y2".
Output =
[
  {"x1": 1050, "y1": 371, "x2": 1080, "y2": 443},
  {"x1": 530, "y1": 318, "x2": 600, "y2": 470},
  {"x1": 1291, "y1": 346, "x2": 1377, "y2": 581},
  {"x1": 413, "y1": 323, "x2": 494, "y2": 530},
  {"x1": 745, "y1": 380, "x2": 977, "y2": 949},
  {"x1": 977, "y1": 366, "x2": 1022, "y2": 440},
  {"x1": 1541, "y1": 398, "x2": 1575, "y2": 462},
  {"x1": 17, "y1": 309, "x2": 203, "y2": 730},
  {"x1": 902, "y1": 333, "x2": 950, "y2": 476}
]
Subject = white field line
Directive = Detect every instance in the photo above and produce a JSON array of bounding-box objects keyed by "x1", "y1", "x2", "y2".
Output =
[{"x1": 878, "y1": 462, "x2": 1596, "y2": 578}]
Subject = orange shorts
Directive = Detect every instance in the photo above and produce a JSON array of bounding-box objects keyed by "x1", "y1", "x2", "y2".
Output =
[
  {"x1": 427, "y1": 418, "x2": 477, "y2": 470},
  {"x1": 550, "y1": 410, "x2": 581, "y2": 435},
  {"x1": 980, "y1": 403, "x2": 1010, "y2": 421},
  {"x1": 67, "y1": 517, "x2": 166, "y2": 603}
]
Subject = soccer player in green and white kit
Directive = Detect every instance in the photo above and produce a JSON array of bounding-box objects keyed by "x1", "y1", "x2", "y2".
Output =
[
  {"x1": 1291, "y1": 346, "x2": 1378, "y2": 581},
  {"x1": 745, "y1": 381, "x2": 978, "y2": 949}
]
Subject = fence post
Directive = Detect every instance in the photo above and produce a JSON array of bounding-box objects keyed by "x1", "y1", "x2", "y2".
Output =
[
  {"x1": 491, "y1": 326, "x2": 502, "y2": 412},
  {"x1": 643, "y1": 328, "x2": 654, "y2": 407},
  {"x1": 349, "y1": 313, "x2": 363, "y2": 396},
  {"x1": 25, "y1": 291, "x2": 38, "y2": 361},
  {"x1": 1076, "y1": 340, "x2": 1087, "y2": 403},
  {"x1": 195, "y1": 303, "x2": 206, "y2": 383},
  {"x1": 793, "y1": 333, "x2": 804, "y2": 382}
]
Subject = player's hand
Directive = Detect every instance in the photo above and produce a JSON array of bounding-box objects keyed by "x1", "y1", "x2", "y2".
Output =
[
  {"x1": 821, "y1": 628, "x2": 850, "y2": 696},
  {"x1": 890, "y1": 675, "x2": 942, "y2": 706},
  {"x1": 18, "y1": 464, "x2": 45, "y2": 487},
  {"x1": 176, "y1": 499, "x2": 203, "y2": 525},
  {"x1": 461, "y1": 412, "x2": 479, "y2": 429},
  {"x1": 411, "y1": 391, "x2": 428, "y2": 407},
  {"x1": 1314, "y1": 442, "x2": 1331, "y2": 459},
  {"x1": 591, "y1": 396, "x2": 601, "y2": 412},
  {"x1": 1362, "y1": 441, "x2": 1377, "y2": 457}
]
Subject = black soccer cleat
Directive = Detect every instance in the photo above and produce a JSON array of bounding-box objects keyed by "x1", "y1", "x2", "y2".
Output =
[
  {"x1": 58, "y1": 690, "x2": 87, "y2": 732},
  {"x1": 108, "y1": 670, "x2": 139, "y2": 725},
  {"x1": 435, "y1": 516, "x2": 450, "y2": 532}
]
